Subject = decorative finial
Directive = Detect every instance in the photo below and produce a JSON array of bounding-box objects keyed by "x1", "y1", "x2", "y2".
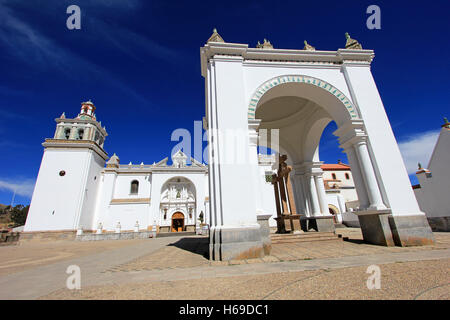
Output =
[
  {"x1": 418, "y1": 162, "x2": 422, "y2": 170},
  {"x1": 442, "y1": 117, "x2": 450, "y2": 128},
  {"x1": 344, "y1": 32, "x2": 362, "y2": 49},
  {"x1": 60, "y1": 112, "x2": 66, "y2": 119},
  {"x1": 207, "y1": 28, "x2": 224, "y2": 43},
  {"x1": 303, "y1": 40, "x2": 316, "y2": 51},
  {"x1": 256, "y1": 38, "x2": 273, "y2": 49}
]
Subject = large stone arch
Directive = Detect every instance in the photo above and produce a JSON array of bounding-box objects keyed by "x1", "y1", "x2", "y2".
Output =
[
  {"x1": 201, "y1": 38, "x2": 434, "y2": 261},
  {"x1": 248, "y1": 75, "x2": 360, "y2": 124}
]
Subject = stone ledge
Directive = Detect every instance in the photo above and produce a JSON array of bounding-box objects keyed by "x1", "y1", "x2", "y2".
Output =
[{"x1": 76, "y1": 231, "x2": 156, "y2": 241}]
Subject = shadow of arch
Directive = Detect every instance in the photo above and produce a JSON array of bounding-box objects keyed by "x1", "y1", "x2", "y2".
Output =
[{"x1": 168, "y1": 236, "x2": 210, "y2": 259}]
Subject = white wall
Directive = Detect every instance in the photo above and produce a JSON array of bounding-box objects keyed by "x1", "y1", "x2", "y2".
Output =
[
  {"x1": 415, "y1": 128, "x2": 450, "y2": 218},
  {"x1": 24, "y1": 148, "x2": 104, "y2": 232},
  {"x1": 93, "y1": 170, "x2": 208, "y2": 232}
]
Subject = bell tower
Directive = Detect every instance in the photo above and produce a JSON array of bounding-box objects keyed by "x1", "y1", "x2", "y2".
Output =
[{"x1": 24, "y1": 100, "x2": 108, "y2": 233}]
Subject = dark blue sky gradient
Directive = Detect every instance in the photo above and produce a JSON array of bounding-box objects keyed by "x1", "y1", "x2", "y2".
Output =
[{"x1": 0, "y1": 0, "x2": 449, "y2": 205}]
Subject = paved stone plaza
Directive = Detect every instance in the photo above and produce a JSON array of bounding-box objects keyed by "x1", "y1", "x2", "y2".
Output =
[{"x1": 0, "y1": 228, "x2": 449, "y2": 299}]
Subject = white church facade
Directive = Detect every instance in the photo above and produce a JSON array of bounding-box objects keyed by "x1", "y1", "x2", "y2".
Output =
[{"x1": 24, "y1": 101, "x2": 212, "y2": 234}]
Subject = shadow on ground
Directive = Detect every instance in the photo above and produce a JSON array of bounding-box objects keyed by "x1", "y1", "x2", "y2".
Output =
[
  {"x1": 169, "y1": 237, "x2": 210, "y2": 259},
  {"x1": 342, "y1": 238, "x2": 366, "y2": 244}
]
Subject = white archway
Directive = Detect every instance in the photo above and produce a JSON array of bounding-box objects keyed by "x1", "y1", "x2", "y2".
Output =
[{"x1": 201, "y1": 37, "x2": 434, "y2": 261}]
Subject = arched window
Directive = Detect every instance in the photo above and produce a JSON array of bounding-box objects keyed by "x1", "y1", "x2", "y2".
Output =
[
  {"x1": 130, "y1": 180, "x2": 139, "y2": 194},
  {"x1": 345, "y1": 173, "x2": 350, "y2": 180},
  {"x1": 332, "y1": 173, "x2": 337, "y2": 180}
]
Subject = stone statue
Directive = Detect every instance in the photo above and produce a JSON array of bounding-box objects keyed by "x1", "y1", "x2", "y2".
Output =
[
  {"x1": 257, "y1": 39, "x2": 273, "y2": 49},
  {"x1": 207, "y1": 28, "x2": 225, "y2": 43},
  {"x1": 303, "y1": 40, "x2": 315, "y2": 51},
  {"x1": 345, "y1": 32, "x2": 363, "y2": 49}
]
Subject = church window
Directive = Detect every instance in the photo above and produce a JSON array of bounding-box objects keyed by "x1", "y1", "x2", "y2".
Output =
[
  {"x1": 130, "y1": 180, "x2": 139, "y2": 194},
  {"x1": 332, "y1": 173, "x2": 337, "y2": 180},
  {"x1": 345, "y1": 173, "x2": 350, "y2": 180},
  {"x1": 64, "y1": 128, "x2": 71, "y2": 139}
]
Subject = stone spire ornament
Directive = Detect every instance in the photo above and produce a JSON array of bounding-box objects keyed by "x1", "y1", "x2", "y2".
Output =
[
  {"x1": 345, "y1": 32, "x2": 363, "y2": 49},
  {"x1": 106, "y1": 153, "x2": 120, "y2": 168},
  {"x1": 256, "y1": 38, "x2": 273, "y2": 49},
  {"x1": 303, "y1": 40, "x2": 315, "y2": 51},
  {"x1": 60, "y1": 112, "x2": 66, "y2": 119},
  {"x1": 418, "y1": 162, "x2": 422, "y2": 170},
  {"x1": 442, "y1": 117, "x2": 450, "y2": 128},
  {"x1": 207, "y1": 28, "x2": 224, "y2": 43}
]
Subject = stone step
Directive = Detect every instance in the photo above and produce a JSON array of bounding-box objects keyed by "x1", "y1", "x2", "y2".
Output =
[
  {"x1": 156, "y1": 231, "x2": 196, "y2": 238},
  {"x1": 271, "y1": 237, "x2": 341, "y2": 244},
  {"x1": 270, "y1": 231, "x2": 342, "y2": 244},
  {"x1": 270, "y1": 232, "x2": 336, "y2": 239}
]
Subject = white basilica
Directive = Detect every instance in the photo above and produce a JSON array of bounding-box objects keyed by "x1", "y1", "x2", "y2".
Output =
[{"x1": 24, "y1": 101, "x2": 212, "y2": 234}]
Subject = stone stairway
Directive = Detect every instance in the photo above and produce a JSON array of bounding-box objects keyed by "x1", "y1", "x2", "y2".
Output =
[{"x1": 270, "y1": 231, "x2": 342, "y2": 244}]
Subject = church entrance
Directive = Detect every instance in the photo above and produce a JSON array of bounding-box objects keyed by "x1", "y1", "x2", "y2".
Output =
[{"x1": 171, "y1": 212, "x2": 185, "y2": 232}]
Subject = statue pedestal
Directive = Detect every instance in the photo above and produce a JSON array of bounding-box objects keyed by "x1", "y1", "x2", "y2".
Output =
[
  {"x1": 300, "y1": 216, "x2": 335, "y2": 233},
  {"x1": 257, "y1": 214, "x2": 272, "y2": 255},
  {"x1": 355, "y1": 210, "x2": 394, "y2": 246}
]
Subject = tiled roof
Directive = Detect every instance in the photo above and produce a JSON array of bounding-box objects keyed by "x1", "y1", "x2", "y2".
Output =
[{"x1": 321, "y1": 163, "x2": 351, "y2": 171}]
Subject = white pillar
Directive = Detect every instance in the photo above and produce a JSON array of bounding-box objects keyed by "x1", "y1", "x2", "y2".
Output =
[
  {"x1": 205, "y1": 55, "x2": 263, "y2": 260},
  {"x1": 314, "y1": 173, "x2": 329, "y2": 215},
  {"x1": 301, "y1": 174, "x2": 311, "y2": 217},
  {"x1": 344, "y1": 145, "x2": 370, "y2": 210},
  {"x1": 307, "y1": 174, "x2": 321, "y2": 216},
  {"x1": 354, "y1": 139, "x2": 386, "y2": 210},
  {"x1": 249, "y1": 120, "x2": 264, "y2": 214},
  {"x1": 292, "y1": 174, "x2": 306, "y2": 214}
]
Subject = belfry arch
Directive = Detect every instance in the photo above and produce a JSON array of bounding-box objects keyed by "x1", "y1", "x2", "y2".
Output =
[{"x1": 201, "y1": 30, "x2": 435, "y2": 261}]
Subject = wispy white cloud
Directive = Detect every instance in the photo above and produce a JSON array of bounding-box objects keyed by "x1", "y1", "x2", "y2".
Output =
[
  {"x1": 0, "y1": 3, "x2": 150, "y2": 106},
  {"x1": 0, "y1": 178, "x2": 35, "y2": 198},
  {"x1": 0, "y1": 109, "x2": 28, "y2": 120},
  {"x1": 398, "y1": 129, "x2": 440, "y2": 175},
  {"x1": 87, "y1": 17, "x2": 179, "y2": 63}
]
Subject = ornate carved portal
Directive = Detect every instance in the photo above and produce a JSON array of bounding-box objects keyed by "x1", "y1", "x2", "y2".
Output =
[{"x1": 272, "y1": 155, "x2": 302, "y2": 233}]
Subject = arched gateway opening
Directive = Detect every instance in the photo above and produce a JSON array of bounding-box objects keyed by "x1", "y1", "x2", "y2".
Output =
[
  {"x1": 253, "y1": 77, "x2": 362, "y2": 233},
  {"x1": 201, "y1": 35, "x2": 434, "y2": 261}
]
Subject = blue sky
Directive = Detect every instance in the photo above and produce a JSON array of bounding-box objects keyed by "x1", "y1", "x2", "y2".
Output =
[{"x1": 0, "y1": 0, "x2": 449, "y2": 206}]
